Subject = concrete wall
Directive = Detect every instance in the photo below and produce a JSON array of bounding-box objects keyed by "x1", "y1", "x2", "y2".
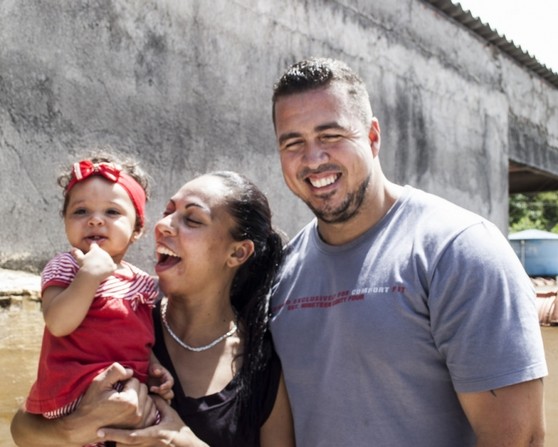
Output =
[{"x1": 1, "y1": 0, "x2": 557, "y2": 273}]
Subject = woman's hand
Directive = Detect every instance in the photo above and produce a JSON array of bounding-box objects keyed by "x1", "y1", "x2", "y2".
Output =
[{"x1": 98, "y1": 396, "x2": 209, "y2": 447}]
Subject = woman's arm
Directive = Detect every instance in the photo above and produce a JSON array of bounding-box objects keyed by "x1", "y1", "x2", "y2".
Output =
[
  {"x1": 260, "y1": 373, "x2": 295, "y2": 447},
  {"x1": 11, "y1": 363, "x2": 157, "y2": 447},
  {"x1": 98, "y1": 396, "x2": 209, "y2": 447}
]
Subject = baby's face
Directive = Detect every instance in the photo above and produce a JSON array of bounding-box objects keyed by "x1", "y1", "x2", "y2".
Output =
[{"x1": 64, "y1": 176, "x2": 139, "y2": 263}]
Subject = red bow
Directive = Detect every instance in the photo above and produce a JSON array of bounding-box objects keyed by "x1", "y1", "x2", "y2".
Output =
[
  {"x1": 64, "y1": 159, "x2": 147, "y2": 227},
  {"x1": 66, "y1": 161, "x2": 122, "y2": 190}
]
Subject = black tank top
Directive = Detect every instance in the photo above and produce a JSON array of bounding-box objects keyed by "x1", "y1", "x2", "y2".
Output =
[{"x1": 152, "y1": 302, "x2": 282, "y2": 447}]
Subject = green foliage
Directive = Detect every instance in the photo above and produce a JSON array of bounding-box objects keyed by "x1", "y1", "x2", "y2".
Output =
[{"x1": 509, "y1": 192, "x2": 558, "y2": 233}]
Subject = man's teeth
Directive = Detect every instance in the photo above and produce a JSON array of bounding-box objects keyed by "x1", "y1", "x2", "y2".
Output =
[
  {"x1": 310, "y1": 175, "x2": 337, "y2": 188},
  {"x1": 156, "y1": 246, "x2": 180, "y2": 257}
]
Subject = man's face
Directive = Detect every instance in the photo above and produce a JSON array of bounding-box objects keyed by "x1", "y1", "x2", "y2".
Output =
[{"x1": 274, "y1": 85, "x2": 380, "y2": 224}]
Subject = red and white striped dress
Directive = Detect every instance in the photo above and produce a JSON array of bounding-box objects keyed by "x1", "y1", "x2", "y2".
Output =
[{"x1": 25, "y1": 252, "x2": 159, "y2": 418}]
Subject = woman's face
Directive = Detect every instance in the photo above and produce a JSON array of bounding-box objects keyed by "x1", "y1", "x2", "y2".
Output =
[{"x1": 154, "y1": 175, "x2": 239, "y2": 297}]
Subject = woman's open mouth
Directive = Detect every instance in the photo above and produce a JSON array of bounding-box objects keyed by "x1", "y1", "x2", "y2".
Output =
[{"x1": 156, "y1": 245, "x2": 182, "y2": 269}]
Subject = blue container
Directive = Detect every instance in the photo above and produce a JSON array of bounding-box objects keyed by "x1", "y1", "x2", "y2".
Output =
[{"x1": 509, "y1": 229, "x2": 558, "y2": 276}]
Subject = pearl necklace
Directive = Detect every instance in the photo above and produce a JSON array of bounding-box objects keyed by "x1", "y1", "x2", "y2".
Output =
[{"x1": 160, "y1": 300, "x2": 238, "y2": 352}]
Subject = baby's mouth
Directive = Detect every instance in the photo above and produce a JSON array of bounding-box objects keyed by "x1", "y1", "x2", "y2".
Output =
[{"x1": 86, "y1": 235, "x2": 107, "y2": 243}]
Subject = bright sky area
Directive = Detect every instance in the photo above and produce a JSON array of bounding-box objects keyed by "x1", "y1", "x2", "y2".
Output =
[{"x1": 455, "y1": 0, "x2": 558, "y2": 73}]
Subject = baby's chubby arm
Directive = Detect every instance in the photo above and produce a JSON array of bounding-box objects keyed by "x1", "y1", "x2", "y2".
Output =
[{"x1": 42, "y1": 242, "x2": 116, "y2": 336}]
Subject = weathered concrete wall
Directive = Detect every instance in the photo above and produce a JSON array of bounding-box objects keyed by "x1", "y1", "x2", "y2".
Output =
[{"x1": 1, "y1": 0, "x2": 557, "y2": 273}]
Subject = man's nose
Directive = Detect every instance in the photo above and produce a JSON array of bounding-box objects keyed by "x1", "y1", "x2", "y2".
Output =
[{"x1": 303, "y1": 141, "x2": 328, "y2": 168}]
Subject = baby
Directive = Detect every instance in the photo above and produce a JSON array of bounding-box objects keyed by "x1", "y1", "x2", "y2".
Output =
[{"x1": 25, "y1": 152, "x2": 172, "y2": 446}]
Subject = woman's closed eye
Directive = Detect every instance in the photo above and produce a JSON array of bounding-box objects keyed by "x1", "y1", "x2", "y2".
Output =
[{"x1": 183, "y1": 216, "x2": 202, "y2": 226}]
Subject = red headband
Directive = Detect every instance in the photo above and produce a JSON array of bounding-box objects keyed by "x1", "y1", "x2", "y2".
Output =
[{"x1": 66, "y1": 160, "x2": 146, "y2": 227}]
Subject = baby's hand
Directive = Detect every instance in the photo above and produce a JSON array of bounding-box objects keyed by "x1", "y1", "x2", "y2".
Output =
[
  {"x1": 71, "y1": 242, "x2": 117, "y2": 280},
  {"x1": 148, "y1": 362, "x2": 175, "y2": 402}
]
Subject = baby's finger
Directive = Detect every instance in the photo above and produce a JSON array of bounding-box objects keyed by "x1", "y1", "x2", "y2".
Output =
[{"x1": 70, "y1": 247, "x2": 85, "y2": 262}]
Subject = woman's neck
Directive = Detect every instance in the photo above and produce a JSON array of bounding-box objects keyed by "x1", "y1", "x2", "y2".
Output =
[{"x1": 163, "y1": 294, "x2": 237, "y2": 343}]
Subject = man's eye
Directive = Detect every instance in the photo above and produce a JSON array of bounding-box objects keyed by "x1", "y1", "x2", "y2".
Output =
[
  {"x1": 322, "y1": 134, "x2": 342, "y2": 141},
  {"x1": 283, "y1": 140, "x2": 303, "y2": 151}
]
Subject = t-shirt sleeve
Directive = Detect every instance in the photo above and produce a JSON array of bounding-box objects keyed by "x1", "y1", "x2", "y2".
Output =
[
  {"x1": 41, "y1": 252, "x2": 79, "y2": 294},
  {"x1": 428, "y1": 221, "x2": 547, "y2": 393}
]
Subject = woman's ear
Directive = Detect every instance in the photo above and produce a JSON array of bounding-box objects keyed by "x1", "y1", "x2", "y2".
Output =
[{"x1": 228, "y1": 239, "x2": 255, "y2": 267}]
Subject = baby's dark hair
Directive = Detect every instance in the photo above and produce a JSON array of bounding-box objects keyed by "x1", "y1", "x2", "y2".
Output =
[{"x1": 58, "y1": 149, "x2": 151, "y2": 231}]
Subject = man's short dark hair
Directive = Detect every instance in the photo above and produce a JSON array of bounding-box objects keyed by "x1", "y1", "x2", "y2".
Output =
[{"x1": 272, "y1": 57, "x2": 373, "y2": 126}]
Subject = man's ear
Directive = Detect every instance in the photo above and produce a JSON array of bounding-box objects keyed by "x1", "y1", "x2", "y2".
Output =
[
  {"x1": 369, "y1": 118, "x2": 381, "y2": 157},
  {"x1": 228, "y1": 239, "x2": 255, "y2": 267}
]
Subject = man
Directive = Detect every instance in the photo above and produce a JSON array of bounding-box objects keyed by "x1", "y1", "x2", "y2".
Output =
[{"x1": 269, "y1": 57, "x2": 547, "y2": 446}]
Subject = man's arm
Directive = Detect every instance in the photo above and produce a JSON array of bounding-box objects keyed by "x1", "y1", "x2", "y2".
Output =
[
  {"x1": 10, "y1": 363, "x2": 157, "y2": 447},
  {"x1": 457, "y1": 378, "x2": 545, "y2": 447}
]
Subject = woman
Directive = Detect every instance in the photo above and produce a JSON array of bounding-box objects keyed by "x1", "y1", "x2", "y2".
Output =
[{"x1": 11, "y1": 171, "x2": 295, "y2": 447}]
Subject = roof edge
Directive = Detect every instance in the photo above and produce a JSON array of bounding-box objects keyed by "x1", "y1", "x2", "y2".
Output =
[{"x1": 421, "y1": 0, "x2": 558, "y2": 89}]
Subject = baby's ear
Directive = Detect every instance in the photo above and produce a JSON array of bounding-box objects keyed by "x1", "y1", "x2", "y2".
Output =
[{"x1": 131, "y1": 228, "x2": 144, "y2": 243}]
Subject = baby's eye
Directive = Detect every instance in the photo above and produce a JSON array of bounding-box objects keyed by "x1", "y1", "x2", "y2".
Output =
[
  {"x1": 106, "y1": 208, "x2": 121, "y2": 216},
  {"x1": 72, "y1": 208, "x2": 87, "y2": 216}
]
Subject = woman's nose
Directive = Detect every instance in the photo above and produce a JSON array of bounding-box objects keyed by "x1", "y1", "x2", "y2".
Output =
[{"x1": 155, "y1": 214, "x2": 176, "y2": 236}]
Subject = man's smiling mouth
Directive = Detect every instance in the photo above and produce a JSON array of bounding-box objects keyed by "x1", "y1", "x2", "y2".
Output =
[{"x1": 308, "y1": 174, "x2": 339, "y2": 188}]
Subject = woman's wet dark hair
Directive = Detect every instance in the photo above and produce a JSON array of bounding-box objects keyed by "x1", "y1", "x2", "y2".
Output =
[{"x1": 207, "y1": 171, "x2": 285, "y2": 437}]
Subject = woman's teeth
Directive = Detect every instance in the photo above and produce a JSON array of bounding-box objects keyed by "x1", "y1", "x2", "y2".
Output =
[{"x1": 156, "y1": 246, "x2": 179, "y2": 258}]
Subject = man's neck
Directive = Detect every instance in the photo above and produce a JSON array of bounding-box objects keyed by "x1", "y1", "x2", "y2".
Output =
[{"x1": 317, "y1": 181, "x2": 403, "y2": 246}]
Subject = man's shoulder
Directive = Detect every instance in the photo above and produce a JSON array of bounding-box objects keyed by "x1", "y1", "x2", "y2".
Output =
[
  {"x1": 405, "y1": 186, "x2": 486, "y2": 228},
  {"x1": 284, "y1": 219, "x2": 317, "y2": 250}
]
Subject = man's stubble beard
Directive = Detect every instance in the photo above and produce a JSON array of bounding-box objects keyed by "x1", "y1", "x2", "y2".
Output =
[{"x1": 305, "y1": 174, "x2": 370, "y2": 224}]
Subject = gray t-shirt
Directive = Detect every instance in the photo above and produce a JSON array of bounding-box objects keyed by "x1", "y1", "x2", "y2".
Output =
[{"x1": 270, "y1": 185, "x2": 547, "y2": 447}]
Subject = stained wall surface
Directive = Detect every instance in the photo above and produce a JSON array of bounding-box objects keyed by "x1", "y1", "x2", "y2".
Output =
[{"x1": 1, "y1": 0, "x2": 557, "y2": 272}]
